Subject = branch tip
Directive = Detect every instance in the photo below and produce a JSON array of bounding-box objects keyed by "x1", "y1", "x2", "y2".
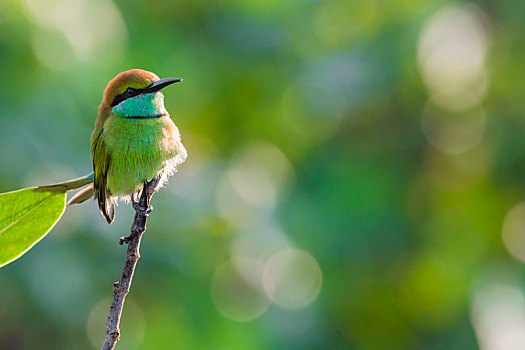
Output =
[{"x1": 101, "y1": 178, "x2": 158, "y2": 350}]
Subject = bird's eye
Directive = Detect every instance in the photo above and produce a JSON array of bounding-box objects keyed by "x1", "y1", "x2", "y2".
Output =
[{"x1": 126, "y1": 88, "x2": 136, "y2": 95}]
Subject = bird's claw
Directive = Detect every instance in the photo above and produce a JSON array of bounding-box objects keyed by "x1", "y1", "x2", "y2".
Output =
[
  {"x1": 132, "y1": 201, "x2": 152, "y2": 216},
  {"x1": 131, "y1": 193, "x2": 138, "y2": 206}
]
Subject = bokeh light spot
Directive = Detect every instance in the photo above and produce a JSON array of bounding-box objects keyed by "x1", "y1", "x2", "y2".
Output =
[
  {"x1": 418, "y1": 4, "x2": 490, "y2": 112},
  {"x1": 24, "y1": 0, "x2": 127, "y2": 67},
  {"x1": 424, "y1": 145, "x2": 489, "y2": 192},
  {"x1": 216, "y1": 141, "x2": 293, "y2": 225},
  {"x1": 422, "y1": 104, "x2": 486, "y2": 155},
  {"x1": 231, "y1": 224, "x2": 290, "y2": 264},
  {"x1": 262, "y1": 248, "x2": 322, "y2": 310},
  {"x1": 210, "y1": 258, "x2": 269, "y2": 322},
  {"x1": 471, "y1": 283, "x2": 525, "y2": 350},
  {"x1": 30, "y1": 28, "x2": 76, "y2": 71},
  {"x1": 502, "y1": 202, "x2": 525, "y2": 262},
  {"x1": 227, "y1": 141, "x2": 293, "y2": 208}
]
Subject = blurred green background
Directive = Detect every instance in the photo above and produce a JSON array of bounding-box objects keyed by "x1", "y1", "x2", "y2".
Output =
[{"x1": 1, "y1": 0, "x2": 525, "y2": 348}]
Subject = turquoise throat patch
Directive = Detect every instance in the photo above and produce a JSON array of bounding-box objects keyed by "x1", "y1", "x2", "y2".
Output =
[{"x1": 112, "y1": 92, "x2": 168, "y2": 118}]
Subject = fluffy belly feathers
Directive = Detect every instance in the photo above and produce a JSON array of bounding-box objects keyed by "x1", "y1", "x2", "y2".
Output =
[{"x1": 102, "y1": 115, "x2": 186, "y2": 195}]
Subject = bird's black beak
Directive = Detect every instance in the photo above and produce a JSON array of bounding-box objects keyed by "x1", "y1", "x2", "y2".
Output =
[{"x1": 145, "y1": 78, "x2": 183, "y2": 93}]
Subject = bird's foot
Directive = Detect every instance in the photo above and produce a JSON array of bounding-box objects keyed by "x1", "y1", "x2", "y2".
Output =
[
  {"x1": 132, "y1": 201, "x2": 152, "y2": 216},
  {"x1": 131, "y1": 194, "x2": 153, "y2": 216}
]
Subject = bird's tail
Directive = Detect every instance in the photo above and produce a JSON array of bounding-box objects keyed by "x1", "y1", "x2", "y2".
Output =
[{"x1": 38, "y1": 173, "x2": 95, "y2": 205}]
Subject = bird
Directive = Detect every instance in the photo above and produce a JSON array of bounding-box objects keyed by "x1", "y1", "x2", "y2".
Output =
[{"x1": 42, "y1": 69, "x2": 187, "y2": 224}]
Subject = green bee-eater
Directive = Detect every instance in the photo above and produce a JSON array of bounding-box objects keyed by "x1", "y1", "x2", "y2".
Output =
[{"x1": 44, "y1": 69, "x2": 187, "y2": 223}]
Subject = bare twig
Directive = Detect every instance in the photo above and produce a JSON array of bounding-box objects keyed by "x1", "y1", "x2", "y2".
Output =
[{"x1": 101, "y1": 177, "x2": 160, "y2": 350}]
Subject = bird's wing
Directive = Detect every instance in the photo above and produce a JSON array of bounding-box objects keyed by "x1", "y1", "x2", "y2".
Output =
[{"x1": 92, "y1": 128, "x2": 115, "y2": 224}]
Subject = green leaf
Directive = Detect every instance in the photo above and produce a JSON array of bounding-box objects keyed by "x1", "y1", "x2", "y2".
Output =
[{"x1": 0, "y1": 187, "x2": 67, "y2": 268}]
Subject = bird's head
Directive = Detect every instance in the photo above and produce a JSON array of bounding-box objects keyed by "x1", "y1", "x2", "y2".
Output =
[{"x1": 99, "y1": 69, "x2": 182, "y2": 121}]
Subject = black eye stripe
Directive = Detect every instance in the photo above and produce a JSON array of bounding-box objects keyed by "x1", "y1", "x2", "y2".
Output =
[{"x1": 110, "y1": 86, "x2": 149, "y2": 107}]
